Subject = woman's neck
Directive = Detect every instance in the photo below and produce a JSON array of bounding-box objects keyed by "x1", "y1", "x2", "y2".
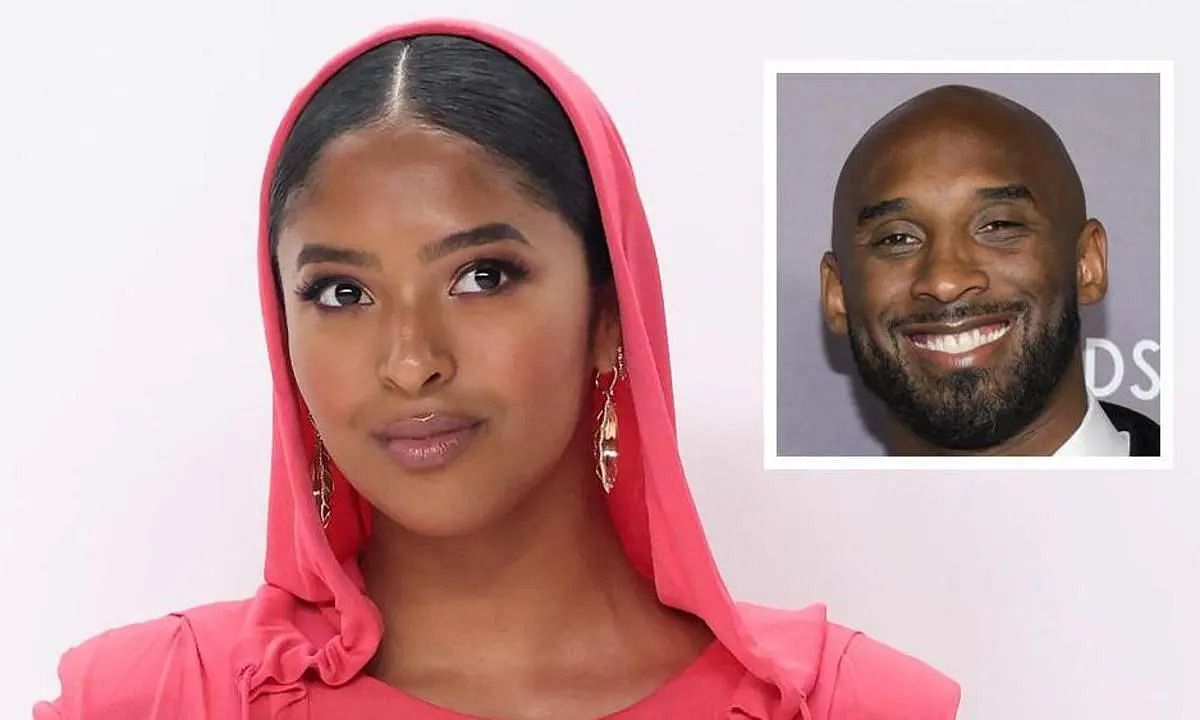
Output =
[{"x1": 358, "y1": 439, "x2": 713, "y2": 700}]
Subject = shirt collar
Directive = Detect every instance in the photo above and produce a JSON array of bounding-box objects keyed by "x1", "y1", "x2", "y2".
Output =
[{"x1": 1054, "y1": 391, "x2": 1132, "y2": 456}]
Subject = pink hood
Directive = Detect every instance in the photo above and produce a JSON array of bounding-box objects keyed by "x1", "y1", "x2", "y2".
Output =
[{"x1": 243, "y1": 17, "x2": 823, "y2": 715}]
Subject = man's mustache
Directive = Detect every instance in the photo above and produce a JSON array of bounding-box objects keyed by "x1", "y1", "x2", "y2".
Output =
[{"x1": 886, "y1": 300, "x2": 1030, "y2": 332}]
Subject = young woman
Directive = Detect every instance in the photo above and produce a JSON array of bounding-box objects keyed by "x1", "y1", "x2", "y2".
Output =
[{"x1": 36, "y1": 19, "x2": 959, "y2": 719}]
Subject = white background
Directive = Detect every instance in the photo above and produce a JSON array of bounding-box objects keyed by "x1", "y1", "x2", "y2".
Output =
[{"x1": 1, "y1": 1, "x2": 1195, "y2": 718}]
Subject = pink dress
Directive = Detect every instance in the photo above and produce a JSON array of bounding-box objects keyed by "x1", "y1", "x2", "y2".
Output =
[
  {"x1": 314, "y1": 640, "x2": 747, "y2": 718},
  {"x1": 34, "y1": 18, "x2": 960, "y2": 719}
]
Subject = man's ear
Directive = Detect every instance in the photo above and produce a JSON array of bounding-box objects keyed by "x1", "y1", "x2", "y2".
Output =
[
  {"x1": 820, "y1": 251, "x2": 849, "y2": 335},
  {"x1": 1076, "y1": 219, "x2": 1109, "y2": 306},
  {"x1": 590, "y1": 283, "x2": 623, "y2": 373}
]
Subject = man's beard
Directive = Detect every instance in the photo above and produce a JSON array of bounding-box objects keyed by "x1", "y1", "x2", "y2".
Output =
[{"x1": 847, "y1": 297, "x2": 1081, "y2": 451}]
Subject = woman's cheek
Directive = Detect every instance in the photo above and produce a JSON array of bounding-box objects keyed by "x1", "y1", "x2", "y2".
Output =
[
  {"x1": 458, "y1": 296, "x2": 592, "y2": 408},
  {"x1": 289, "y1": 320, "x2": 375, "y2": 426}
]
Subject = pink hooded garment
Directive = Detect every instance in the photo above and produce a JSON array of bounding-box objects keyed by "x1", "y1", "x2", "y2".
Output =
[{"x1": 35, "y1": 19, "x2": 959, "y2": 720}]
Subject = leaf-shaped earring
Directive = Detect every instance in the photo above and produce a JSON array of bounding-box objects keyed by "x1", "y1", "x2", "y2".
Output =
[
  {"x1": 309, "y1": 415, "x2": 333, "y2": 529},
  {"x1": 594, "y1": 346, "x2": 625, "y2": 494}
]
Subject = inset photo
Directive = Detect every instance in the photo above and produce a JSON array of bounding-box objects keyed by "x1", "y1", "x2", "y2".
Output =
[{"x1": 764, "y1": 63, "x2": 1171, "y2": 466}]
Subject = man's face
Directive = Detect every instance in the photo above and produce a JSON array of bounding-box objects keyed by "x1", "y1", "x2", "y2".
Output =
[{"x1": 827, "y1": 119, "x2": 1084, "y2": 450}]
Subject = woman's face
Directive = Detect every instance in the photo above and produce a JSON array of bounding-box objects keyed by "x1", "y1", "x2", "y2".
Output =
[{"x1": 276, "y1": 124, "x2": 614, "y2": 537}]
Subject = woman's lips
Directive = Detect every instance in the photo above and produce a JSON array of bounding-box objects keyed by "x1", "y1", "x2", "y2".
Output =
[
  {"x1": 373, "y1": 413, "x2": 484, "y2": 471},
  {"x1": 901, "y1": 319, "x2": 1013, "y2": 370}
]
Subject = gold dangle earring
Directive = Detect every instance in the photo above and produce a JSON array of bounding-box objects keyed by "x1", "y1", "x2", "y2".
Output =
[
  {"x1": 594, "y1": 346, "x2": 626, "y2": 494},
  {"x1": 309, "y1": 414, "x2": 333, "y2": 529}
]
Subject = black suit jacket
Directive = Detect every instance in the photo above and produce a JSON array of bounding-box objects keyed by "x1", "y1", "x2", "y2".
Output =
[{"x1": 1099, "y1": 401, "x2": 1160, "y2": 457}]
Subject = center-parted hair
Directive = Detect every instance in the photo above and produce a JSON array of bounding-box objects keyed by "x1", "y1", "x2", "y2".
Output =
[{"x1": 268, "y1": 35, "x2": 610, "y2": 284}]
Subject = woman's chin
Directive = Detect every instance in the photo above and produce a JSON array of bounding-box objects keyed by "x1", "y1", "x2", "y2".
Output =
[{"x1": 364, "y1": 480, "x2": 529, "y2": 540}]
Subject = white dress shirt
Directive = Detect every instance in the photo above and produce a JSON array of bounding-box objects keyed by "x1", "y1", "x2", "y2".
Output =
[{"x1": 1054, "y1": 391, "x2": 1132, "y2": 456}]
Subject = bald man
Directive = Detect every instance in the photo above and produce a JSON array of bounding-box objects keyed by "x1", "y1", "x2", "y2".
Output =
[{"x1": 819, "y1": 85, "x2": 1159, "y2": 456}]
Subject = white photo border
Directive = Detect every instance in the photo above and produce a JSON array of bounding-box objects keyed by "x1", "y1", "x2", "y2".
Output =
[{"x1": 762, "y1": 60, "x2": 1175, "y2": 471}]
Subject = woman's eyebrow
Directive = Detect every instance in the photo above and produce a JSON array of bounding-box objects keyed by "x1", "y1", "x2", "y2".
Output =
[
  {"x1": 418, "y1": 222, "x2": 530, "y2": 264},
  {"x1": 295, "y1": 244, "x2": 379, "y2": 271},
  {"x1": 293, "y1": 223, "x2": 530, "y2": 272}
]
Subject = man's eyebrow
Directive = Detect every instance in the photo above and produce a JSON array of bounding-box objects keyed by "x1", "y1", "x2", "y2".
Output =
[
  {"x1": 857, "y1": 197, "x2": 911, "y2": 226},
  {"x1": 853, "y1": 185, "x2": 1036, "y2": 227},
  {"x1": 978, "y1": 184, "x2": 1036, "y2": 204}
]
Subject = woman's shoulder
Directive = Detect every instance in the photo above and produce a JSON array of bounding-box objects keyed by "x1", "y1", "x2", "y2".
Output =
[
  {"x1": 812, "y1": 621, "x2": 960, "y2": 720},
  {"x1": 733, "y1": 602, "x2": 959, "y2": 719},
  {"x1": 34, "y1": 599, "x2": 252, "y2": 720}
]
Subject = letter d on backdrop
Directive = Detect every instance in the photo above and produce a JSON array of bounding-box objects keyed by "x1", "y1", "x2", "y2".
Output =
[{"x1": 1085, "y1": 338, "x2": 1124, "y2": 398}]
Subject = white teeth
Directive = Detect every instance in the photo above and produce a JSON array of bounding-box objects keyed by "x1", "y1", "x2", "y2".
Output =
[{"x1": 913, "y1": 324, "x2": 1009, "y2": 354}]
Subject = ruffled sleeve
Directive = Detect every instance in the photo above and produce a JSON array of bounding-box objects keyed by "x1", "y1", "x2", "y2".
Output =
[
  {"x1": 822, "y1": 632, "x2": 960, "y2": 719},
  {"x1": 33, "y1": 614, "x2": 211, "y2": 720}
]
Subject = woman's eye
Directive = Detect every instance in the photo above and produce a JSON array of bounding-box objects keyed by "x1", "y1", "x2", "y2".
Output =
[
  {"x1": 450, "y1": 261, "x2": 521, "y2": 296},
  {"x1": 315, "y1": 281, "x2": 373, "y2": 308}
]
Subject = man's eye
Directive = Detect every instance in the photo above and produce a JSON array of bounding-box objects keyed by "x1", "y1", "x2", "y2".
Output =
[
  {"x1": 979, "y1": 220, "x2": 1022, "y2": 232},
  {"x1": 875, "y1": 233, "x2": 920, "y2": 247}
]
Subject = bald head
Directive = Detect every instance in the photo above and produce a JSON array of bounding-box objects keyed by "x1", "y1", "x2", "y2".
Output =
[{"x1": 831, "y1": 85, "x2": 1086, "y2": 256}]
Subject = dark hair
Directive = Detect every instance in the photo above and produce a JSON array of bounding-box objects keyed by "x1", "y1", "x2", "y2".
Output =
[{"x1": 268, "y1": 35, "x2": 609, "y2": 283}]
